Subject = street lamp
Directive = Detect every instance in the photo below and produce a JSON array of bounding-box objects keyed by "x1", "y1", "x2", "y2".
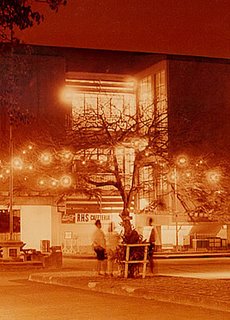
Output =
[
  {"x1": 9, "y1": 116, "x2": 14, "y2": 240},
  {"x1": 169, "y1": 155, "x2": 189, "y2": 251},
  {"x1": 206, "y1": 170, "x2": 221, "y2": 185}
]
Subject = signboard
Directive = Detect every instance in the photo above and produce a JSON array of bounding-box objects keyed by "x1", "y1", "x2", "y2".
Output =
[
  {"x1": 61, "y1": 212, "x2": 111, "y2": 224},
  {"x1": 75, "y1": 213, "x2": 111, "y2": 223},
  {"x1": 61, "y1": 196, "x2": 118, "y2": 224}
]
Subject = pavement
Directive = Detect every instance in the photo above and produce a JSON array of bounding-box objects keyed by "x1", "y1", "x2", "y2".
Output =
[{"x1": 28, "y1": 253, "x2": 230, "y2": 313}]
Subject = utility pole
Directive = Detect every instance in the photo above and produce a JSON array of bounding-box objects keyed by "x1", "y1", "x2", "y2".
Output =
[
  {"x1": 9, "y1": 115, "x2": 14, "y2": 240},
  {"x1": 174, "y1": 166, "x2": 179, "y2": 251}
]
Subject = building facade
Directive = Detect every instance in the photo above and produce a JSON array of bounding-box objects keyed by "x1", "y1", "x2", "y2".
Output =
[{"x1": 0, "y1": 45, "x2": 229, "y2": 254}]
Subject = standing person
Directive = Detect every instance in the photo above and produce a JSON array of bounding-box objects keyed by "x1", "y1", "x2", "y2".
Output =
[
  {"x1": 92, "y1": 219, "x2": 107, "y2": 275},
  {"x1": 148, "y1": 218, "x2": 156, "y2": 273},
  {"x1": 106, "y1": 222, "x2": 120, "y2": 277}
]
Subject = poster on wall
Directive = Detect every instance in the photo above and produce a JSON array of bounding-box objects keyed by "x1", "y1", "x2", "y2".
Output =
[{"x1": 61, "y1": 212, "x2": 75, "y2": 224}]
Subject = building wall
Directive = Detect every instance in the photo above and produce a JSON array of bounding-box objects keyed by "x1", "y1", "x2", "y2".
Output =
[
  {"x1": 0, "y1": 52, "x2": 67, "y2": 150},
  {"x1": 20, "y1": 205, "x2": 52, "y2": 250},
  {"x1": 167, "y1": 58, "x2": 230, "y2": 159}
]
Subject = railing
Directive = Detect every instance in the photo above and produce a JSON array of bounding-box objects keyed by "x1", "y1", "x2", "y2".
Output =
[
  {"x1": 62, "y1": 238, "x2": 80, "y2": 255},
  {"x1": 120, "y1": 243, "x2": 149, "y2": 278}
]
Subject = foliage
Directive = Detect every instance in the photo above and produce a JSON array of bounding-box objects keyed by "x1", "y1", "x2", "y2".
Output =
[
  {"x1": 0, "y1": 0, "x2": 67, "y2": 42},
  {"x1": 167, "y1": 156, "x2": 230, "y2": 223}
]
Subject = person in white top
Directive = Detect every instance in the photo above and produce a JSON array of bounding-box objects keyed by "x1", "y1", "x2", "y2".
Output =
[
  {"x1": 92, "y1": 219, "x2": 107, "y2": 275},
  {"x1": 106, "y1": 222, "x2": 121, "y2": 276}
]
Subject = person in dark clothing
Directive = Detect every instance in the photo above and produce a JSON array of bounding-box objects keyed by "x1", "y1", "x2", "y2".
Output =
[{"x1": 148, "y1": 218, "x2": 156, "y2": 273}]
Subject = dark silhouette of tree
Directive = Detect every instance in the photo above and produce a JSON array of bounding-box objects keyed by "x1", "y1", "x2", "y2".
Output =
[
  {"x1": 173, "y1": 157, "x2": 230, "y2": 223},
  {"x1": 66, "y1": 100, "x2": 168, "y2": 237},
  {"x1": 0, "y1": 0, "x2": 67, "y2": 43}
]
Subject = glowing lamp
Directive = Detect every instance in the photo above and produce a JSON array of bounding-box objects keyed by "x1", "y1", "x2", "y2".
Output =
[
  {"x1": 60, "y1": 175, "x2": 72, "y2": 187},
  {"x1": 13, "y1": 157, "x2": 23, "y2": 169},
  {"x1": 176, "y1": 155, "x2": 188, "y2": 167},
  {"x1": 51, "y1": 179, "x2": 58, "y2": 187},
  {"x1": 168, "y1": 170, "x2": 177, "y2": 183},
  {"x1": 206, "y1": 170, "x2": 221, "y2": 184},
  {"x1": 38, "y1": 179, "x2": 45, "y2": 186},
  {"x1": 40, "y1": 152, "x2": 52, "y2": 165},
  {"x1": 61, "y1": 150, "x2": 73, "y2": 162},
  {"x1": 60, "y1": 87, "x2": 74, "y2": 103}
]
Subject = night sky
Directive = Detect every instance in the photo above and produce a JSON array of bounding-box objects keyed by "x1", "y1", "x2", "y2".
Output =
[{"x1": 18, "y1": 0, "x2": 230, "y2": 58}]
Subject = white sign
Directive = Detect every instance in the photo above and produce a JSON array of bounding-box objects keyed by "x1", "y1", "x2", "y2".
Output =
[{"x1": 75, "y1": 213, "x2": 111, "y2": 223}]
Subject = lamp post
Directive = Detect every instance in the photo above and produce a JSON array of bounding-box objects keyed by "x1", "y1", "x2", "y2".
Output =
[
  {"x1": 0, "y1": 111, "x2": 24, "y2": 260},
  {"x1": 171, "y1": 155, "x2": 188, "y2": 251},
  {"x1": 9, "y1": 117, "x2": 14, "y2": 240},
  {"x1": 173, "y1": 166, "x2": 179, "y2": 251}
]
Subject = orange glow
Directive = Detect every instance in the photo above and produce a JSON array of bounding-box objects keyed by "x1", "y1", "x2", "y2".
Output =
[
  {"x1": 13, "y1": 157, "x2": 23, "y2": 169},
  {"x1": 185, "y1": 171, "x2": 192, "y2": 178},
  {"x1": 176, "y1": 155, "x2": 188, "y2": 167},
  {"x1": 51, "y1": 179, "x2": 58, "y2": 187},
  {"x1": 40, "y1": 152, "x2": 52, "y2": 165},
  {"x1": 60, "y1": 175, "x2": 72, "y2": 187},
  {"x1": 60, "y1": 87, "x2": 73, "y2": 103},
  {"x1": 38, "y1": 178, "x2": 46, "y2": 186},
  {"x1": 168, "y1": 170, "x2": 177, "y2": 183},
  {"x1": 60, "y1": 150, "x2": 73, "y2": 162},
  {"x1": 206, "y1": 170, "x2": 221, "y2": 184}
]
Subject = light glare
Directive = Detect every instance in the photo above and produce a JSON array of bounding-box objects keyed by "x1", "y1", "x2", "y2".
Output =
[{"x1": 60, "y1": 175, "x2": 72, "y2": 187}]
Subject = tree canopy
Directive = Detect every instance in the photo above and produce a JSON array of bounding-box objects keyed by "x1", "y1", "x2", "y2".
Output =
[{"x1": 0, "y1": 0, "x2": 67, "y2": 42}]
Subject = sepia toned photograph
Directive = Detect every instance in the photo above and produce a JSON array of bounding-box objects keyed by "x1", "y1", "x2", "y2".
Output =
[{"x1": 0, "y1": 1, "x2": 229, "y2": 319}]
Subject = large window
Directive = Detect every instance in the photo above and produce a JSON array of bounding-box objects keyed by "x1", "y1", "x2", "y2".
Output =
[
  {"x1": 138, "y1": 70, "x2": 167, "y2": 127},
  {"x1": 137, "y1": 68, "x2": 168, "y2": 212},
  {"x1": 66, "y1": 76, "x2": 137, "y2": 189},
  {"x1": 66, "y1": 77, "x2": 136, "y2": 122},
  {"x1": 155, "y1": 70, "x2": 167, "y2": 130},
  {"x1": 72, "y1": 92, "x2": 135, "y2": 120}
]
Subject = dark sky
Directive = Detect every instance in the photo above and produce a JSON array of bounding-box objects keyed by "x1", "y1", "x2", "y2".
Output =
[{"x1": 19, "y1": 0, "x2": 230, "y2": 58}]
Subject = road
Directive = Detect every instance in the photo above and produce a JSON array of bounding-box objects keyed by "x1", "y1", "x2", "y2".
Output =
[
  {"x1": 0, "y1": 271, "x2": 229, "y2": 320},
  {"x1": 63, "y1": 256, "x2": 230, "y2": 279}
]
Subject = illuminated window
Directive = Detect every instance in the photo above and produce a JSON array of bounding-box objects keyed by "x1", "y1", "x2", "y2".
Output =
[
  {"x1": 66, "y1": 77, "x2": 136, "y2": 122},
  {"x1": 155, "y1": 70, "x2": 167, "y2": 131},
  {"x1": 139, "y1": 165, "x2": 154, "y2": 202},
  {"x1": 139, "y1": 75, "x2": 153, "y2": 107}
]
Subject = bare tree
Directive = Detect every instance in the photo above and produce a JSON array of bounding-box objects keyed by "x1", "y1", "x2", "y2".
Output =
[
  {"x1": 65, "y1": 99, "x2": 168, "y2": 238},
  {"x1": 173, "y1": 156, "x2": 230, "y2": 223}
]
